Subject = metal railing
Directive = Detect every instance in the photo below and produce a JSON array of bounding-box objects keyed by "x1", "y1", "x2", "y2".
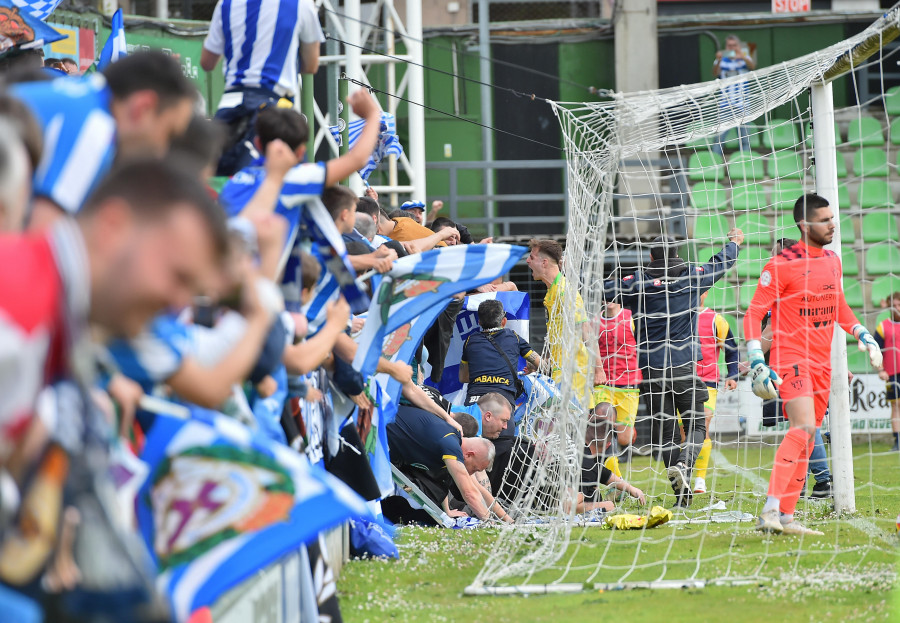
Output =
[{"x1": 426, "y1": 159, "x2": 569, "y2": 238}]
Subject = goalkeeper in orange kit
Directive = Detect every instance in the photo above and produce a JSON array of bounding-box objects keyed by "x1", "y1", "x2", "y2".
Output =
[{"x1": 743, "y1": 193, "x2": 882, "y2": 536}]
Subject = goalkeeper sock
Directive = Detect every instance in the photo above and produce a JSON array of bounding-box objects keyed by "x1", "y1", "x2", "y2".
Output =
[
  {"x1": 768, "y1": 428, "x2": 809, "y2": 503},
  {"x1": 780, "y1": 434, "x2": 811, "y2": 517},
  {"x1": 694, "y1": 438, "x2": 712, "y2": 481},
  {"x1": 763, "y1": 496, "x2": 780, "y2": 514}
]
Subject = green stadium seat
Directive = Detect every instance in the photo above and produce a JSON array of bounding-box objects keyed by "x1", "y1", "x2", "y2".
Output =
[
  {"x1": 890, "y1": 119, "x2": 900, "y2": 145},
  {"x1": 857, "y1": 179, "x2": 893, "y2": 209},
  {"x1": 735, "y1": 246, "x2": 768, "y2": 279},
  {"x1": 847, "y1": 349, "x2": 873, "y2": 374},
  {"x1": 773, "y1": 212, "x2": 796, "y2": 239},
  {"x1": 693, "y1": 246, "x2": 718, "y2": 264},
  {"x1": 861, "y1": 212, "x2": 899, "y2": 243},
  {"x1": 771, "y1": 181, "x2": 804, "y2": 211},
  {"x1": 685, "y1": 135, "x2": 713, "y2": 149},
  {"x1": 732, "y1": 184, "x2": 767, "y2": 212},
  {"x1": 872, "y1": 275, "x2": 900, "y2": 306},
  {"x1": 885, "y1": 85, "x2": 900, "y2": 116},
  {"x1": 838, "y1": 184, "x2": 850, "y2": 209},
  {"x1": 865, "y1": 243, "x2": 900, "y2": 275},
  {"x1": 705, "y1": 282, "x2": 736, "y2": 310},
  {"x1": 839, "y1": 214, "x2": 855, "y2": 244},
  {"x1": 847, "y1": 116, "x2": 885, "y2": 146},
  {"x1": 844, "y1": 279, "x2": 865, "y2": 308},
  {"x1": 738, "y1": 281, "x2": 756, "y2": 310},
  {"x1": 687, "y1": 151, "x2": 725, "y2": 181},
  {"x1": 841, "y1": 248, "x2": 860, "y2": 276},
  {"x1": 690, "y1": 182, "x2": 728, "y2": 212},
  {"x1": 811, "y1": 155, "x2": 847, "y2": 179},
  {"x1": 727, "y1": 151, "x2": 765, "y2": 180},
  {"x1": 762, "y1": 119, "x2": 800, "y2": 150},
  {"x1": 692, "y1": 214, "x2": 730, "y2": 243},
  {"x1": 721, "y1": 127, "x2": 762, "y2": 150},
  {"x1": 853, "y1": 147, "x2": 889, "y2": 177},
  {"x1": 734, "y1": 213, "x2": 771, "y2": 245},
  {"x1": 767, "y1": 151, "x2": 805, "y2": 180}
]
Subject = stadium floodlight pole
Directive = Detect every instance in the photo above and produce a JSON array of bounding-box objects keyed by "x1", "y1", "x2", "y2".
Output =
[
  {"x1": 478, "y1": 0, "x2": 495, "y2": 237},
  {"x1": 406, "y1": 0, "x2": 427, "y2": 203},
  {"x1": 810, "y1": 80, "x2": 855, "y2": 514}
]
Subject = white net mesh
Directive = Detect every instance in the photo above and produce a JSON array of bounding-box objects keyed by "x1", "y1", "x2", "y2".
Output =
[{"x1": 468, "y1": 9, "x2": 900, "y2": 594}]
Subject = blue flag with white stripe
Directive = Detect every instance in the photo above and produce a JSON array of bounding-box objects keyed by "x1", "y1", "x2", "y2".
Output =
[
  {"x1": 352, "y1": 244, "x2": 527, "y2": 401},
  {"x1": 10, "y1": 0, "x2": 64, "y2": 22},
  {"x1": 424, "y1": 291, "x2": 530, "y2": 404},
  {"x1": 136, "y1": 407, "x2": 370, "y2": 622},
  {"x1": 98, "y1": 8, "x2": 126, "y2": 70},
  {"x1": 329, "y1": 111, "x2": 403, "y2": 181}
]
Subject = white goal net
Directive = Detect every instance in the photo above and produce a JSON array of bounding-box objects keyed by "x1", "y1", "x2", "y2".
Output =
[{"x1": 468, "y1": 8, "x2": 900, "y2": 595}]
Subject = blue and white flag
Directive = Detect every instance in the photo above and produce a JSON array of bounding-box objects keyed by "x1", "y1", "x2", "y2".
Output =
[
  {"x1": 328, "y1": 111, "x2": 404, "y2": 181},
  {"x1": 97, "y1": 8, "x2": 126, "y2": 70},
  {"x1": 136, "y1": 407, "x2": 370, "y2": 622},
  {"x1": 352, "y1": 244, "x2": 528, "y2": 386},
  {"x1": 10, "y1": 0, "x2": 64, "y2": 22},
  {"x1": 0, "y1": 0, "x2": 65, "y2": 50},
  {"x1": 424, "y1": 291, "x2": 530, "y2": 405},
  {"x1": 283, "y1": 193, "x2": 370, "y2": 315}
]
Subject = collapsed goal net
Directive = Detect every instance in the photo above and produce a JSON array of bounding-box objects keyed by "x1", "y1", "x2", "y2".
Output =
[{"x1": 468, "y1": 8, "x2": 900, "y2": 595}]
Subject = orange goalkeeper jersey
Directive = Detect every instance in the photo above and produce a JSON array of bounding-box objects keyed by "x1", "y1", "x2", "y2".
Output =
[{"x1": 743, "y1": 240, "x2": 859, "y2": 372}]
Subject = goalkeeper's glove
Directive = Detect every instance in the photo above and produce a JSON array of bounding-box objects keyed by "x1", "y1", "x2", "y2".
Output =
[
  {"x1": 853, "y1": 324, "x2": 883, "y2": 369},
  {"x1": 746, "y1": 340, "x2": 781, "y2": 400}
]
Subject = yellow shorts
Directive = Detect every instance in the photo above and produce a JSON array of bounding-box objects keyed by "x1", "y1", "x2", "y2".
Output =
[
  {"x1": 592, "y1": 385, "x2": 640, "y2": 428},
  {"x1": 677, "y1": 387, "x2": 718, "y2": 426}
]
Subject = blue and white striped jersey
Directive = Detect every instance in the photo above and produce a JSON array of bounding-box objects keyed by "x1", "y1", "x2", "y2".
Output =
[
  {"x1": 219, "y1": 159, "x2": 328, "y2": 312},
  {"x1": 204, "y1": 0, "x2": 324, "y2": 97},
  {"x1": 717, "y1": 54, "x2": 749, "y2": 111},
  {"x1": 107, "y1": 314, "x2": 193, "y2": 394},
  {"x1": 12, "y1": 75, "x2": 117, "y2": 214}
]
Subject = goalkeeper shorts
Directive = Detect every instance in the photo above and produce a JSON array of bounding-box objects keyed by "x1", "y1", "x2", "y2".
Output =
[{"x1": 774, "y1": 361, "x2": 830, "y2": 426}]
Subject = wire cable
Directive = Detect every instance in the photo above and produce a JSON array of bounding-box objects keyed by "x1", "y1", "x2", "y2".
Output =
[
  {"x1": 339, "y1": 73, "x2": 565, "y2": 152},
  {"x1": 327, "y1": 34, "x2": 558, "y2": 104},
  {"x1": 321, "y1": 5, "x2": 605, "y2": 96}
]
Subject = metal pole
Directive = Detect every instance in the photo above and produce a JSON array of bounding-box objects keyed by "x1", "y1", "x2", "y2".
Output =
[
  {"x1": 477, "y1": 0, "x2": 494, "y2": 237},
  {"x1": 344, "y1": 0, "x2": 364, "y2": 195},
  {"x1": 406, "y1": 0, "x2": 427, "y2": 203},
  {"x1": 156, "y1": 0, "x2": 167, "y2": 19},
  {"x1": 385, "y1": 1, "x2": 399, "y2": 209},
  {"x1": 302, "y1": 73, "x2": 316, "y2": 161},
  {"x1": 811, "y1": 81, "x2": 856, "y2": 514},
  {"x1": 326, "y1": 36, "x2": 340, "y2": 162}
]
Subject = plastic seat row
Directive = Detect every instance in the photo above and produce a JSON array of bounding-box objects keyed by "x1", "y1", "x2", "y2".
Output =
[
  {"x1": 704, "y1": 274, "x2": 898, "y2": 312},
  {"x1": 691, "y1": 212, "x2": 900, "y2": 246},
  {"x1": 685, "y1": 116, "x2": 892, "y2": 153},
  {"x1": 691, "y1": 179, "x2": 897, "y2": 211}
]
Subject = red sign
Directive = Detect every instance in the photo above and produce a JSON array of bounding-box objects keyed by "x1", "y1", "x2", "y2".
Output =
[
  {"x1": 772, "y1": 0, "x2": 810, "y2": 12},
  {"x1": 78, "y1": 27, "x2": 95, "y2": 71}
]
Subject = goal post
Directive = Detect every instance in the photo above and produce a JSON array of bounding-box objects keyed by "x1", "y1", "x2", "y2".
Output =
[{"x1": 811, "y1": 80, "x2": 855, "y2": 513}]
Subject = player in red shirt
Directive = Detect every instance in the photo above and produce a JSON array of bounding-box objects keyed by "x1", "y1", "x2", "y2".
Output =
[
  {"x1": 874, "y1": 291, "x2": 900, "y2": 451},
  {"x1": 744, "y1": 193, "x2": 882, "y2": 535}
]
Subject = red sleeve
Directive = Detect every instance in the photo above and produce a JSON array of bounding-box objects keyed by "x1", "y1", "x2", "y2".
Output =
[{"x1": 743, "y1": 258, "x2": 782, "y2": 342}]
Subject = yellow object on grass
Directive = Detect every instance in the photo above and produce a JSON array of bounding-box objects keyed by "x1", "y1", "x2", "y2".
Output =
[{"x1": 604, "y1": 506, "x2": 673, "y2": 530}]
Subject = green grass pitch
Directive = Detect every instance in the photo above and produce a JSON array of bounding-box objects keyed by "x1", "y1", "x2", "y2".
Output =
[{"x1": 337, "y1": 438, "x2": 899, "y2": 622}]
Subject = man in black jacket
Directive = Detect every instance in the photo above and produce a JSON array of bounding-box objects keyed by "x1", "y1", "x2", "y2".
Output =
[{"x1": 603, "y1": 228, "x2": 742, "y2": 507}]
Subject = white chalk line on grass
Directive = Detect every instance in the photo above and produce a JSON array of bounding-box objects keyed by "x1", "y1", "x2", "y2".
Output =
[{"x1": 711, "y1": 449, "x2": 890, "y2": 542}]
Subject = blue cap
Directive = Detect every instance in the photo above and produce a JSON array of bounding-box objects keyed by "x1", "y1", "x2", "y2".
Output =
[{"x1": 401, "y1": 200, "x2": 426, "y2": 211}]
